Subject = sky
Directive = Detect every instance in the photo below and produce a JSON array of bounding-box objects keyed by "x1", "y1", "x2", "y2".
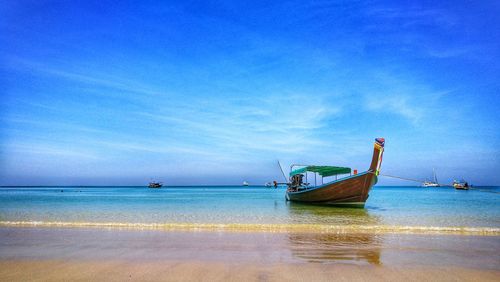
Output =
[{"x1": 1, "y1": 0, "x2": 499, "y2": 186}]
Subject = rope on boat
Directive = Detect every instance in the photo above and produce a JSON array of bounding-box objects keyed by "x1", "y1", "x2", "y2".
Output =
[
  {"x1": 467, "y1": 187, "x2": 500, "y2": 194},
  {"x1": 380, "y1": 174, "x2": 500, "y2": 194},
  {"x1": 379, "y1": 174, "x2": 423, "y2": 183}
]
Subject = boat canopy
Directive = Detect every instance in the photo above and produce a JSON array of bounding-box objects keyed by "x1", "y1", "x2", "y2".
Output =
[{"x1": 289, "y1": 166, "x2": 351, "y2": 177}]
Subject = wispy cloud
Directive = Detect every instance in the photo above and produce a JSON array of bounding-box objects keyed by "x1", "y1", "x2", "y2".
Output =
[
  {"x1": 4, "y1": 56, "x2": 166, "y2": 98},
  {"x1": 426, "y1": 47, "x2": 472, "y2": 58},
  {"x1": 360, "y1": 72, "x2": 451, "y2": 125},
  {"x1": 2, "y1": 116, "x2": 108, "y2": 134},
  {"x1": 135, "y1": 94, "x2": 342, "y2": 157},
  {"x1": 4, "y1": 143, "x2": 102, "y2": 160},
  {"x1": 363, "y1": 6, "x2": 457, "y2": 29},
  {"x1": 364, "y1": 94, "x2": 422, "y2": 123}
]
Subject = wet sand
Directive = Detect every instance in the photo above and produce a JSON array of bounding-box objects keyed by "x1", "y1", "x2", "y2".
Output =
[
  {"x1": 1, "y1": 227, "x2": 499, "y2": 281},
  {"x1": 1, "y1": 260, "x2": 499, "y2": 282}
]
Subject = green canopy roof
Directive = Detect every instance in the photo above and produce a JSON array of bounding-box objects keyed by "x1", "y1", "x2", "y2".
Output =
[{"x1": 290, "y1": 166, "x2": 351, "y2": 177}]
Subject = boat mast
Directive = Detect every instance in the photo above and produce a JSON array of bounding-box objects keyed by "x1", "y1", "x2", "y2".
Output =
[
  {"x1": 433, "y1": 168, "x2": 438, "y2": 184},
  {"x1": 277, "y1": 161, "x2": 288, "y2": 183}
]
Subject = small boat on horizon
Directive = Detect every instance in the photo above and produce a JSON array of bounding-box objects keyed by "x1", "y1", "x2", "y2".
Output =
[
  {"x1": 148, "y1": 182, "x2": 163, "y2": 188},
  {"x1": 453, "y1": 179, "x2": 469, "y2": 190},
  {"x1": 242, "y1": 181, "x2": 249, "y2": 186},
  {"x1": 284, "y1": 138, "x2": 385, "y2": 208},
  {"x1": 422, "y1": 169, "x2": 440, "y2": 187}
]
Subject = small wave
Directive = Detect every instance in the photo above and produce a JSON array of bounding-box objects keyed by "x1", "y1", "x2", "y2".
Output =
[{"x1": 0, "y1": 221, "x2": 499, "y2": 235}]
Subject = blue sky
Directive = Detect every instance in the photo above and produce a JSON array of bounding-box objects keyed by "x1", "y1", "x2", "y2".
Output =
[{"x1": 1, "y1": 1, "x2": 499, "y2": 185}]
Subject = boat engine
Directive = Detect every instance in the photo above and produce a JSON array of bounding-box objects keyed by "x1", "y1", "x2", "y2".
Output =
[{"x1": 289, "y1": 174, "x2": 304, "y2": 190}]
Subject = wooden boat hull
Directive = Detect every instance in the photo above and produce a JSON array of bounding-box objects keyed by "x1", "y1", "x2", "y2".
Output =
[
  {"x1": 285, "y1": 138, "x2": 385, "y2": 207},
  {"x1": 286, "y1": 172, "x2": 377, "y2": 207}
]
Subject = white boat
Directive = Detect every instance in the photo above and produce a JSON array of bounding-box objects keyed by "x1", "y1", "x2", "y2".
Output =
[
  {"x1": 422, "y1": 181, "x2": 439, "y2": 187},
  {"x1": 422, "y1": 169, "x2": 440, "y2": 187},
  {"x1": 243, "y1": 181, "x2": 249, "y2": 186}
]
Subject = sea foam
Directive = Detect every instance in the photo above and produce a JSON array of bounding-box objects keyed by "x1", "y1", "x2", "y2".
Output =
[{"x1": 1, "y1": 221, "x2": 499, "y2": 236}]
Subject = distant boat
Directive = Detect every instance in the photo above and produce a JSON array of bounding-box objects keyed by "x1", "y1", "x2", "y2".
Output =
[
  {"x1": 422, "y1": 169, "x2": 440, "y2": 187},
  {"x1": 285, "y1": 138, "x2": 385, "y2": 207},
  {"x1": 453, "y1": 180, "x2": 469, "y2": 190},
  {"x1": 242, "y1": 181, "x2": 249, "y2": 186},
  {"x1": 148, "y1": 182, "x2": 163, "y2": 188},
  {"x1": 264, "y1": 182, "x2": 272, "y2": 187},
  {"x1": 422, "y1": 181, "x2": 439, "y2": 187}
]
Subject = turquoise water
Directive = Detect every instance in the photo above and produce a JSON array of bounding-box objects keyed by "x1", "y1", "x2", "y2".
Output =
[{"x1": 0, "y1": 186, "x2": 499, "y2": 231}]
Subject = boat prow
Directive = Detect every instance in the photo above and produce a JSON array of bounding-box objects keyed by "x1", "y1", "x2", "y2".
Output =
[{"x1": 285, "y1": 138, "x2": 385, "y2": 207}]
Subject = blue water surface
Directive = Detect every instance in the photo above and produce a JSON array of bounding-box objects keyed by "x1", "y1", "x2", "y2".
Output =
[{"x1": 0, "y1": 186, "x2": 499, "y2": 227}]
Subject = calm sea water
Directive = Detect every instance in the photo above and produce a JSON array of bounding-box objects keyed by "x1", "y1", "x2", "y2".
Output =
[{"x1": 0, "y1": 186, "x2": 499, "y2": 231}]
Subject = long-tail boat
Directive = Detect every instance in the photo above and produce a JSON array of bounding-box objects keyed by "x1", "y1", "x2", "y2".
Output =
[
  {"x1": 453, "y1": 179, "x2": 469, "y2": 190},
  {"x1": 148, "y1": 182, "x2": 163, "y2": 188},
  {"x1": 285, "y1": 138, "x2": 385, "y2": 207}
]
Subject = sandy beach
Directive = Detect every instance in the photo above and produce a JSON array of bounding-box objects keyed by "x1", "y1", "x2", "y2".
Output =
[
  {"x1": 2, "y1": 260, "x2": 499, "y2": 282},
  {"x1": 1, "y1": 227, "x2": 499, "y2": 281}
]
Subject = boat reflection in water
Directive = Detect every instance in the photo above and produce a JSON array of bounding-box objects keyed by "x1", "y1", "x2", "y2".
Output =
[
  {"x1": 286, "y1": 202, "x2": 382, "y2": 265},
  {"x1": 287, "y1": 232, "x2": 382, "y2": 265},
  {"x1": 286, "y1": 201, "x2": 382, "y2": 226}
]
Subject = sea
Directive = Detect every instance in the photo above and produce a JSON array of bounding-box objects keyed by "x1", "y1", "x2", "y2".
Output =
[{"x1": 1, "y1": 186, "x2": 499, "y2": 234}]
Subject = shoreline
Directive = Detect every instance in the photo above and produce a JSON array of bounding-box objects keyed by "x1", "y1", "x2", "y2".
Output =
[{"x1": 1, "y1": 220, "x2": 499, "y2": 236}]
